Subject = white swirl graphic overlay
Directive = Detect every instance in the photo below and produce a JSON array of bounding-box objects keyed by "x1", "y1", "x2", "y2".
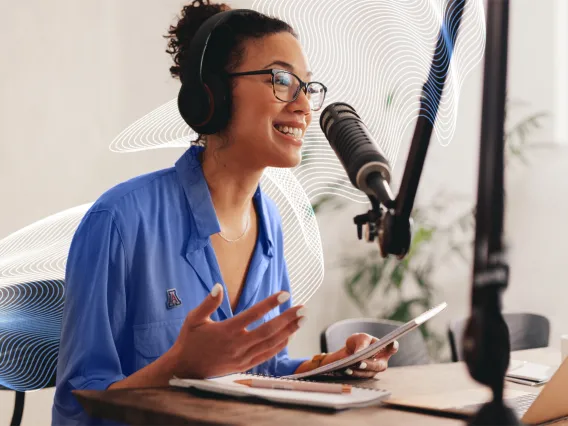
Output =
[
  {"x1": 263, "y1": 168, "x2": 323, "y2": 305},
  {"x1": 0, "y1": 205, "x2": 91, "y2": 391},
  {"x1": 0, "y1": 280, "x2": 64, "y2": 391},
  {"x1": 1, "y1": 0, "x2": 485, "y2": 391},
  {"x1": 109, "y1": 100, "x2": 191, "y2": 152},
  {"x1": 108, "y1": 0, "x2": 485, "y2": 297},
  {"x1": 0, "y1": 205, "x2": 91, "y2": 287},
  {"x1": 255, "y1": 0, "x2": 485, "y2": 202}
]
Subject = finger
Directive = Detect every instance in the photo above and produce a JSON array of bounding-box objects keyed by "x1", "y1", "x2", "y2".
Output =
[
  {"x1": 185, "y1": 283, "x2": 224, "y2": 325},
  {"x1": 371, "y1": 340, "x2": 399, "y2": 360},
  {"x1": 379, "y1": 341, "x2": 399, "y2": 358},
  {"x1": 356, "y1": 335, "x2": 378, "y2": 353},
  {"x1": 244, "y1": 337, "x2": 290, "y2": 371},
  {"x1": 228, "y1": 291, "x2": 291, "y2": 330},
  {"x1": 345, "y1": 369, "x2": 379, "y2": 379},
  {"x1": 242, "y1": 317, "x2": 302, "y2": 360},
  {"x1": 354, "y1": 358, "x2": 388, "y2": 373},
  {"x1": 379, "y1": 340, "x2": 398, "y2": 354},
  {"x1": 244, "y1": 306, "x2": 306, "y2": 346},
  {"x1": 348, "y1": 333, "x2": 374, "y2": 354}
]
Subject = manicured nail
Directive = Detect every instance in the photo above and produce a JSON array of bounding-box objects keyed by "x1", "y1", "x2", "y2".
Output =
[
  {"x1": 296, "y1": 307, "x2": 307, "y2": 317},
  {"x1": 359, "y1": 362, "x2": 367, "y2": 370},
  {"x1": 393, "y1": 341, "x2": 399, "y2": 351},
  {"x1": 277, "y1": 292, "x2": 290, "y2": 304},
  {"x1": 297, "y1": 317, "x2": 307, "y2": 327},
  {"x1": 345, "y1": 368, "x2": 353, "y2": 376},
  {"x1": 210, "y1": 283, "x2": 222, "y2": 297}
]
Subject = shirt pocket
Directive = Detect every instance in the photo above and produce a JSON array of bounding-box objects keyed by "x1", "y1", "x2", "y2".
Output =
[{"x1": 132, "y1": 317, "x2": 184, "y2": 370}]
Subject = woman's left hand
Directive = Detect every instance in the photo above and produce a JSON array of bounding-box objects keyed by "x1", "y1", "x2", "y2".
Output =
[{"x1": 322, "y1": 333, "x2": 399, "y2": 378}]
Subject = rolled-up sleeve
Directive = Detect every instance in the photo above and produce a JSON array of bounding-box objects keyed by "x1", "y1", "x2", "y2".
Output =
[{"x1": 52, "y1": 210, "x2": 128, "y2": 425}]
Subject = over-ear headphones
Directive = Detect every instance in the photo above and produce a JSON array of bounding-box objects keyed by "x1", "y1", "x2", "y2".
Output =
[{"x1": 177, "y1": 8, "x2": 253, "y2": 135}]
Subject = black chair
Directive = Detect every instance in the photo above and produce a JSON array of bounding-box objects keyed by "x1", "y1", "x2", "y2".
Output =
[
  {"x1": 448, "y1": 312, "x2": 550, "y2": 362},
  {"x1": 321, "y1": 318, "x2": 431, "y2": 367},
  {"x1": 0, "y1": 280, "x2": 64, "y2": 426}
]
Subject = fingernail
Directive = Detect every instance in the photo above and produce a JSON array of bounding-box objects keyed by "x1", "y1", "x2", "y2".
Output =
[
  {"x1": 345, "y1": 369, "x2": 353, "y2": 376},
  {"x1": 297, "y1": 317, "x2": 307, "y2": 327},
  {"x1": 210, "y1": 283, "x2": 222, "y2": 297},
  {"x1": 393, "y1": 341, "x2": 399, "y2": 351},
  {"x1": 359, "y1": 362, "x2": 367, "y2": 370},
  {"x1": 277, "y1": 292, "x2": 290, "y2": 304},
  {"x1": 379, "y1": 360, "x2": 387, "y2": 370},
  {"x1": 296, "y1": 307, "x2": 307, "y2": 317}
]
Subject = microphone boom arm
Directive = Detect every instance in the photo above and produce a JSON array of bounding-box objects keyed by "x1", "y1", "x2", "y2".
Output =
[
  {"x1": 355, "y1": 0, "x2": 520, "y2": 424},
  {"x1": 364, "y1": 0, "x2": 466, "y2": 259},
  {"x1": 395, "y1": 0, "x2": 465, "y2": 222}
]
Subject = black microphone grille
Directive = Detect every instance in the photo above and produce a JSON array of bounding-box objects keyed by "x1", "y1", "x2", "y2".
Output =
[{"x1": 319, "y1": 102, "x2": 362, "y2": 136}]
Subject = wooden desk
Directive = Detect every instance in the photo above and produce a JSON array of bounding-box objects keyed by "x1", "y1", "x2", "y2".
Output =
[{"x1": 74, "y1": 348, "x2": 565, "y2": 425}]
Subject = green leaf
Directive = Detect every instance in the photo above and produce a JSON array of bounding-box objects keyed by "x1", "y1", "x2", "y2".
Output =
[
  {"x1": 368, "y1": 262, "x2": 387, "y2": 297},
  {"x1": 389, "y1": 262, "x2": 407, "y2": 290},
  {"x1": 386, "y1": 297, "x2": 428, "y2": 322},
  {"x1": 344, "y1": 269, "x2": 369, "y2": 313},
  {"x1": 412, "y1": 271, "x2": 432, "y2": 290},
  {"x1": 311, "y1": 195, "x2": 336, "y2": 214}
]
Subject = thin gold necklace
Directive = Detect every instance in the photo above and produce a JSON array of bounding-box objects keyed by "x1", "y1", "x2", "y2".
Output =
[{"x1": 218, "y1": 211, "x2": 251, "y2": 243}]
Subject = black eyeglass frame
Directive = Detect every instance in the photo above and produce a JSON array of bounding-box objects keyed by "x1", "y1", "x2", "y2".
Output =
[{"x1": 226, "y1": 68, "x2": 328, "y2": 111}]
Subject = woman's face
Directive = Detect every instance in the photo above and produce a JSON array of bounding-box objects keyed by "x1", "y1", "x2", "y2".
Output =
[{"x1": 221, "y1": 32, "x2": 313, "y2": 170}]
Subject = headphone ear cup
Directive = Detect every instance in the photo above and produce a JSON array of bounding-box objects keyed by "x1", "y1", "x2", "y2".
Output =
[
  {"x1": 177, "y1": 82, "x2": 213, "y2": 132},
  {"x1": 199, "y1": 74, "x2": 231, "y2": 135},
  {"x1": 177, "y1": 75, "x2": 230, "y2": 135}
]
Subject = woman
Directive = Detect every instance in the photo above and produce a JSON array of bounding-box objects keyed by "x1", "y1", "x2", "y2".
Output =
[{"x1": 52, "y1": 2, "x2": 398, "y2": 424}]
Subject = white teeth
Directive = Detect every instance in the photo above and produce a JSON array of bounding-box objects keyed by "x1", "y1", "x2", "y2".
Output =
[{"x1": 275, "y1": 124, "x2": 303, "y2": 139}]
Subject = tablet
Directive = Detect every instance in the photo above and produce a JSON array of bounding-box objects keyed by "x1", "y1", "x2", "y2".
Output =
[{"x1": 284, "y1": 302, "x2": 447, "y2": 379}]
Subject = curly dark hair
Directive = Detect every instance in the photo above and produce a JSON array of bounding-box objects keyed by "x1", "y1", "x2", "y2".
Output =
[{"x1": 164, "y1": 1, "x2": 298, "y2": 144}]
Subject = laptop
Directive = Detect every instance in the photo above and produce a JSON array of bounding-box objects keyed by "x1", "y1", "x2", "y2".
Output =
[{"x1": 385, "y1": 356, "x2": 568, "y2": 425}]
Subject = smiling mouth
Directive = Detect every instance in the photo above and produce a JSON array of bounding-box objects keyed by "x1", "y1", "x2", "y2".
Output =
[
  {"x1": 273, "y1": 124, "x2": 304, "y2": 140},
  {"x1": 272, "y1": 127, "x2": 303, "y2": 147}
]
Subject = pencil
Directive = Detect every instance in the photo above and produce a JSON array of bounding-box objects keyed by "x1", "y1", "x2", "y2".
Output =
[{"x1": 234, "y1": 378, "x2": 351, "y2": 394}]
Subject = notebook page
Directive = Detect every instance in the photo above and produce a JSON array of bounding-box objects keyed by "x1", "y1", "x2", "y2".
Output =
[
  {"x1": 506, "y1": 362, "x2": 556, "y2": 382},
  {"x1": 206, "y1": 373, "x2": 390, "y2": 409}
]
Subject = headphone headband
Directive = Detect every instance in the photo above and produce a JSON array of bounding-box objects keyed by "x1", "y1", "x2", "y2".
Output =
[{"x1": 178, "y1": 8, "x2": 255, "y2": 134}]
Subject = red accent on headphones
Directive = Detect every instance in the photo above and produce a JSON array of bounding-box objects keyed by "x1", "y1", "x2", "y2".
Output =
[{"x1": 194, "y1": 84, "x2": 215, "y2": 127}]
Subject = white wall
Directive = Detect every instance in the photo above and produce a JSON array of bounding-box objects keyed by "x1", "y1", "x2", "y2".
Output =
[
  {"x1": 0, "y1": 1, "x2": 566, "y2": 425},
  {"x1": 554, "y1": 0, "x2": 568, "y2": 145}
]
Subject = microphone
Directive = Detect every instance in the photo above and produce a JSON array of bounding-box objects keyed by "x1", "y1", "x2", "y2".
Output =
[
  {"x1": 319, "y1": 102, "x2": 395, "y2": 208},
  {"x1": 320, "y1": 102, "x2": 411, "y2": 257}
]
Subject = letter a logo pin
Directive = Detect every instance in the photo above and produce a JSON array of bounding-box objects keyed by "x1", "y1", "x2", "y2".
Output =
[{"x1": 166, "y1": 288, "x2": 182, "y2": 309}]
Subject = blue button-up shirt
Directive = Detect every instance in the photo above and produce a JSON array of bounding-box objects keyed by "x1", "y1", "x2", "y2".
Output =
[{"x1": 52, "y1": 146, "x2": 307, "y2": 425}]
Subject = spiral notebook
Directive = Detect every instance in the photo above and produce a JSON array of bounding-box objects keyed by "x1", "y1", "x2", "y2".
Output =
[{"x1": 169, "y1": 373, "x2": 390, "y2": 410}]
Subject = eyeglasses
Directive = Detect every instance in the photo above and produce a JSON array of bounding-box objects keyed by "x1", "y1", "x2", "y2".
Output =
[{"x1": 227, "y1": 68, "x2": 328, "y2": 111}]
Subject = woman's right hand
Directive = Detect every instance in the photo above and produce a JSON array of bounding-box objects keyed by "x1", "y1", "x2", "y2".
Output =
[{"x1": 169, "y1": 283, "x2": 306, "y2": 379}]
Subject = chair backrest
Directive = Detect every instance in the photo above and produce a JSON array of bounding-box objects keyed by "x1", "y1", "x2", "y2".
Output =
[
  {"x1": 0, "y1": 279, "x2": 64, "y2": 426},
  {"x1": 0, "y1": 279, "x2": 64, "y2": 392},
  {"x1": 321, "y1": 318, "x2": 431, "y2": 367},
  {"x1": 448, "y1": 312, "x2": 550, "y2": 362}
]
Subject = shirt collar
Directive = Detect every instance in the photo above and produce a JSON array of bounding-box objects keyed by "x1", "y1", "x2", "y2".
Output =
[
  {"x1": 175, "y1": 146, "x2": 274, "y2": 257},
  {"x1": 253, "y1": 184, "x2": 274, "y2": 258}
]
